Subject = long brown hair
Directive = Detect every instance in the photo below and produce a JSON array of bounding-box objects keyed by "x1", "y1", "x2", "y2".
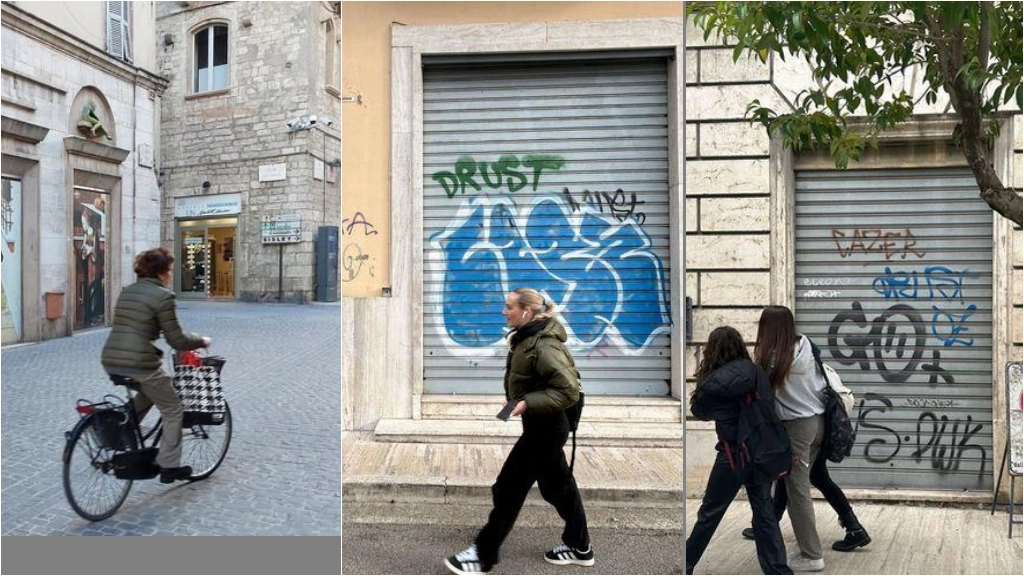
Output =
[
  {"x1": 754, "y1": 305, "x2": 799, "y2": 391},
  {"x1": 694, "y1": 326, "x2": 751, "y2": 385}
]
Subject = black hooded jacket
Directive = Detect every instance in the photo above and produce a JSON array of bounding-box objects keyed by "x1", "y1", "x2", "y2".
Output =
[{"x1": 690, "y1": 359, "x2": 772, "y2": 450}]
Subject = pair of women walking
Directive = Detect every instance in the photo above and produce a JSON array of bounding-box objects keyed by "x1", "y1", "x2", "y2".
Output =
[{"x1": 686, "y1": 305, "x2": 871, "y2": 575}]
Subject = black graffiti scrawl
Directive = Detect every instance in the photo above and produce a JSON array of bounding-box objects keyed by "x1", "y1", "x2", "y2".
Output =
[{"x1": 795, "y1": 168, "x2": 996, "y2": 490}]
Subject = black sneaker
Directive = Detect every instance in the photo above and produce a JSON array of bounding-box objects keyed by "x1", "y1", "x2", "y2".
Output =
[
  {"x1": 544, "y1": 543, "x2": 595, "y2": 567},
  {"x1": 741, "y1": 527, "x2": 755, "y2": 540},
  {"x1": 444, "y1": 545, "x2": 492, "y2": 575},
  {"x1": 832, "y1": 528, "x2": 871, "y2": 552},
  {"x1": 159, "y1": 466, "x2": 193, "y2": 484}
]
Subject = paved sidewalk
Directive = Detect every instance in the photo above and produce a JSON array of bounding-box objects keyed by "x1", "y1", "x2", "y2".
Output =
[{"x1": 685, "y1": 498, "x2": 1023, "y2": 575}]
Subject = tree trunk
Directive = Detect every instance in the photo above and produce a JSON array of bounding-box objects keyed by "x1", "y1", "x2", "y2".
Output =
[
  {"x1": 932, "y1": 9, "x2": 1024, "y2": 228},
  {"x1": 961, "y1": 135, "x2": 1024, "y2": 227}
]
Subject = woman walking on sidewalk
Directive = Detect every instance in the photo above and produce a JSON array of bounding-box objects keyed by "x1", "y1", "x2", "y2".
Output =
[
  {"x1": 685, "y1": 326, "x2": 793, "y2": 575},
  {"x1": 753, "y1": 305, "x2": 870, "y2": 571},
  {"x1": 444, "y1": 288, "x2": 591, "y2": 575},
  {"x1": 744, "y1": 307, "x2": 871, "y2": 557}
]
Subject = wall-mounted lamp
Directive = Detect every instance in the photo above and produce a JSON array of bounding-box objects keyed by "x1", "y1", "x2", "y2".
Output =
[{"x1": 342, "y1": 95, "x2": 363, "y2": 105}]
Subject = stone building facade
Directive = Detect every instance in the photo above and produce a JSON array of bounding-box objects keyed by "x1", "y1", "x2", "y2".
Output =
[
  {"x1": 156, "y1": 1, "x2": 341, "y2": 303},
  {"x1": 685, "y1": 17, "x2": 1023, "y2": 502},
  {"x1": 2, "y1": 1, "x2": 166, "y2": 344}
]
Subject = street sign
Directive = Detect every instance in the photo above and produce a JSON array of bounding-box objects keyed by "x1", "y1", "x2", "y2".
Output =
[
  {"x1": 261, "y1": 214, "x2": 301, "y2": 244},
  {"x1": 258, "y1": 163, "x2": 287, "y2": 182}
]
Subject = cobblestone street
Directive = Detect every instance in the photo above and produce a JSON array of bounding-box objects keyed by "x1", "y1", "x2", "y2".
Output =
[{"x1": 1, "y1": 300, "x2": 341, "y2": 536}]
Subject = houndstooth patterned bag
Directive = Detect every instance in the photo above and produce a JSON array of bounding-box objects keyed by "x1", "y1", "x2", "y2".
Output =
[{"x1": 172, "y1": 357, "x2": 226, "y2": 415}]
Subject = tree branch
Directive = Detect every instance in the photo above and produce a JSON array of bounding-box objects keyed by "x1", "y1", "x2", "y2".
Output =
[{"x1": 979, "y1": 1, "x2": 992, "y2": 69}]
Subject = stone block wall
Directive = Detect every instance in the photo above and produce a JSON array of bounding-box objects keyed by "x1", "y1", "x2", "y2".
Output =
[{"x1": 157, "y1": 1, "x2": 341, "y2": 302}]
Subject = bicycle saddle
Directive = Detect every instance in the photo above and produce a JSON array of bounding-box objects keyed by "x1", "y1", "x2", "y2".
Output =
[{"x1": 109, "y1": 374, "x2": 141, "y2": 388}]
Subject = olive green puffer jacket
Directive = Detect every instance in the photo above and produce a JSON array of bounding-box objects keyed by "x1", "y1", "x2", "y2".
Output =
[
  {"x1": 101, "y1": 278, "x2": 205, "y2": 374},
  {"x1": 504, "y1": 318, "x2": 581, "y2": 414}
]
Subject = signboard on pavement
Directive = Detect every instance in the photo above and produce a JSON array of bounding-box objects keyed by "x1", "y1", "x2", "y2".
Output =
[
  {"x1": 1009, "y1": 362, "x2": 1023, "y2": 475},
  {"x1": 261, "y1": 214, "x2": 301, "y2": 244}
]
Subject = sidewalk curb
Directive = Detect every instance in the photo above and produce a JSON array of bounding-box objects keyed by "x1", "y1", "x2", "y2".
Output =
[{"x1": 343, "y1": 475, "x2": 684, "y2": 509}]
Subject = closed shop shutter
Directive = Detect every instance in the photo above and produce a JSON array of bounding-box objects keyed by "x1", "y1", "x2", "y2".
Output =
[
  {"x1": 795, "y1": 167, "x2": 993, "y2": 491},
  {"x1": 422, "y1": 52, "x2": 673, "y2": 396}
]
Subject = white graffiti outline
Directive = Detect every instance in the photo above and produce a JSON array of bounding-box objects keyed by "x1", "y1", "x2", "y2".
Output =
[{"x1": 426, "y1": 194, "x2": 670, "y2": 357}]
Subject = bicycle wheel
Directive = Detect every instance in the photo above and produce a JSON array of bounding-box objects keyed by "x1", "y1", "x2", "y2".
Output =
[
  {"x1": 62, "y1": 415, "x2": 133, "y2": 521},
  {"x1": 180, "y1": 401, "x2": 232, "y2": 480}
]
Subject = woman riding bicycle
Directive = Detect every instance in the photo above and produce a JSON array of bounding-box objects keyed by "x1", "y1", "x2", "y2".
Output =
[{"x1": 101, "y1": 247, "x2": 210, "y2": 484}]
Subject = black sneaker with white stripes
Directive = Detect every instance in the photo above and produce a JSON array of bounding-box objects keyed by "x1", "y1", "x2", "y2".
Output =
[
  {"x1": 543, "y1": 543, "x2": 595, "y2": 567},
  {"x1": 444, "y1": 544, "x2": 492, "y2": 575}
]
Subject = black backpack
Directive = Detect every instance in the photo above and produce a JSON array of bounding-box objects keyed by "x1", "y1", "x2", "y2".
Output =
[
  {"x1": 729, "y1": 381, "x2": 792, "y2": 483},
  {"x1": 808, "y1": 339, "x2": 856, "y2": 463}
]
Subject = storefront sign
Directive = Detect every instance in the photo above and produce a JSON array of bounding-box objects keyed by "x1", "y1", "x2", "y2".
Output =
[
  {"x1": 1009, "y1": 362, "x2": 1023, "y2": 475},
  {"x1": 262, "y1": 214, "x2": 301, "y2": 244},
  {"x1": 259, "y1": 163, "x2": 287, "y2": 182},
  {"x1": 174, "y1": 193, "x2": 242, "y2": 218}
]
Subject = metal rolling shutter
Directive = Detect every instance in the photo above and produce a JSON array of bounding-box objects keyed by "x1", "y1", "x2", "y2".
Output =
[
  {"x1": 422, "y1": 53, "x2": 672, "y2": 396},
  {"x1": 795, "y1": 167, "x2": 993, "y2": 491}
]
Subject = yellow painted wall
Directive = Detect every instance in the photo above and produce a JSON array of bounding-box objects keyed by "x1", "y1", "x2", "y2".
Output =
[{"x1": 341, "y1": 1, "x2": 683, "y2": 297}]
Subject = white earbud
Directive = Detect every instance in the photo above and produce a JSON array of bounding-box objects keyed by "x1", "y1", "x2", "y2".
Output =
[{"x1": 521, "y1": 311, "x2": 527, "y2": 319}]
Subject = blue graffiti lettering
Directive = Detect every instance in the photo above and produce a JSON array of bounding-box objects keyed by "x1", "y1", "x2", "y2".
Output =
[
  {"x1": 931, "y1": 304, "x2": 977, "y2": 347},
  {"x1": 872, "y1": 266, "x2": 971, "y2": 303},
  {"x1": 428, "y1": 194, "x2": 670, "y2": 351}
]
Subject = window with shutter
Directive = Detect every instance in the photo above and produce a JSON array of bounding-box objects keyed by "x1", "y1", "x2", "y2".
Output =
[
  {"x1": 121, "y1": 1, "x2": 132, "y2": 63},
  {"x1": 105, "y1": 1, "x2": 123, "y2": 59},
  {"x1": 105, "y1": 1, "x2": 132, "y2": 62}
]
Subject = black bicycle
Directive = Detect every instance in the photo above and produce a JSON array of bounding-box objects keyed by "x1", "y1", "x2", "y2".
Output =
[{"x1": 62, "y1": 357, "x2": 232, "y2": 521}]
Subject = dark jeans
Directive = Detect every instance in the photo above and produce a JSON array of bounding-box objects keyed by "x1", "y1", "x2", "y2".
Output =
[
  {"x1": 772, "y1": 451, "x2": 858, "y2": 529},
  {"x1": 475, "y1": 411, "x2": 589, "y2": 565},
  {"x1": 686, "y1": 452, "x2": 792, "y2": 575}
]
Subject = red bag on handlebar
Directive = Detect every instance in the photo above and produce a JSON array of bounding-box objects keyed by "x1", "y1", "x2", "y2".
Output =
[{"x1": 179, "y1": 350, "x2": 201, "y2": 367}]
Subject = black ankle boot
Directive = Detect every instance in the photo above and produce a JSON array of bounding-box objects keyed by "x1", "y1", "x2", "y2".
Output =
[{"x1": 832, "y1": 527, "x2": 871, "y2": 551}]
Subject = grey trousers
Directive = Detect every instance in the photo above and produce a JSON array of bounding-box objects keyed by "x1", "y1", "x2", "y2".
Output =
[
  {"x1": 131, "y1": 368, "x2": 184, "y2": 469},
  {"x1": 782, "y1": 414, "x2": 825, "y2": 560}
]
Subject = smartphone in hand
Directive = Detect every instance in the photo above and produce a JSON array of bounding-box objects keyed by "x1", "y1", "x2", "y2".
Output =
[{"x1": 496, "y1": 402, "x2": 516, "y2": 421}]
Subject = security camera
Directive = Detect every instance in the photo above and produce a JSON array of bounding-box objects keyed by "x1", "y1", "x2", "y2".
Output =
[
  {"x1": 309, "y1": 115, "x2": 318, "y2": 125},
  {"x1": 322, "y1": 117, "x2": 334, "y2": 126}
]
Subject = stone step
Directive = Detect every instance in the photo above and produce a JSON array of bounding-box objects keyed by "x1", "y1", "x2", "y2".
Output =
[
  {"x1": 420, "y1": 394, "x2": 682, "y2": 422},
  {"x1": 342, "y1": 432, "x2": 683, "y2": 508},
  {"x1": 373, "y1": 418, "x2": 683, "y2": 448}
]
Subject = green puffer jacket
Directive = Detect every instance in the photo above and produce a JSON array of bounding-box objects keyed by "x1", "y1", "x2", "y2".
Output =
[
  {"x1": 101, "y1": 278, "x2": 205, "y2": 374},
  {"x1": 504, "y1": 318, "x2": 581, "y2": 414}
]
